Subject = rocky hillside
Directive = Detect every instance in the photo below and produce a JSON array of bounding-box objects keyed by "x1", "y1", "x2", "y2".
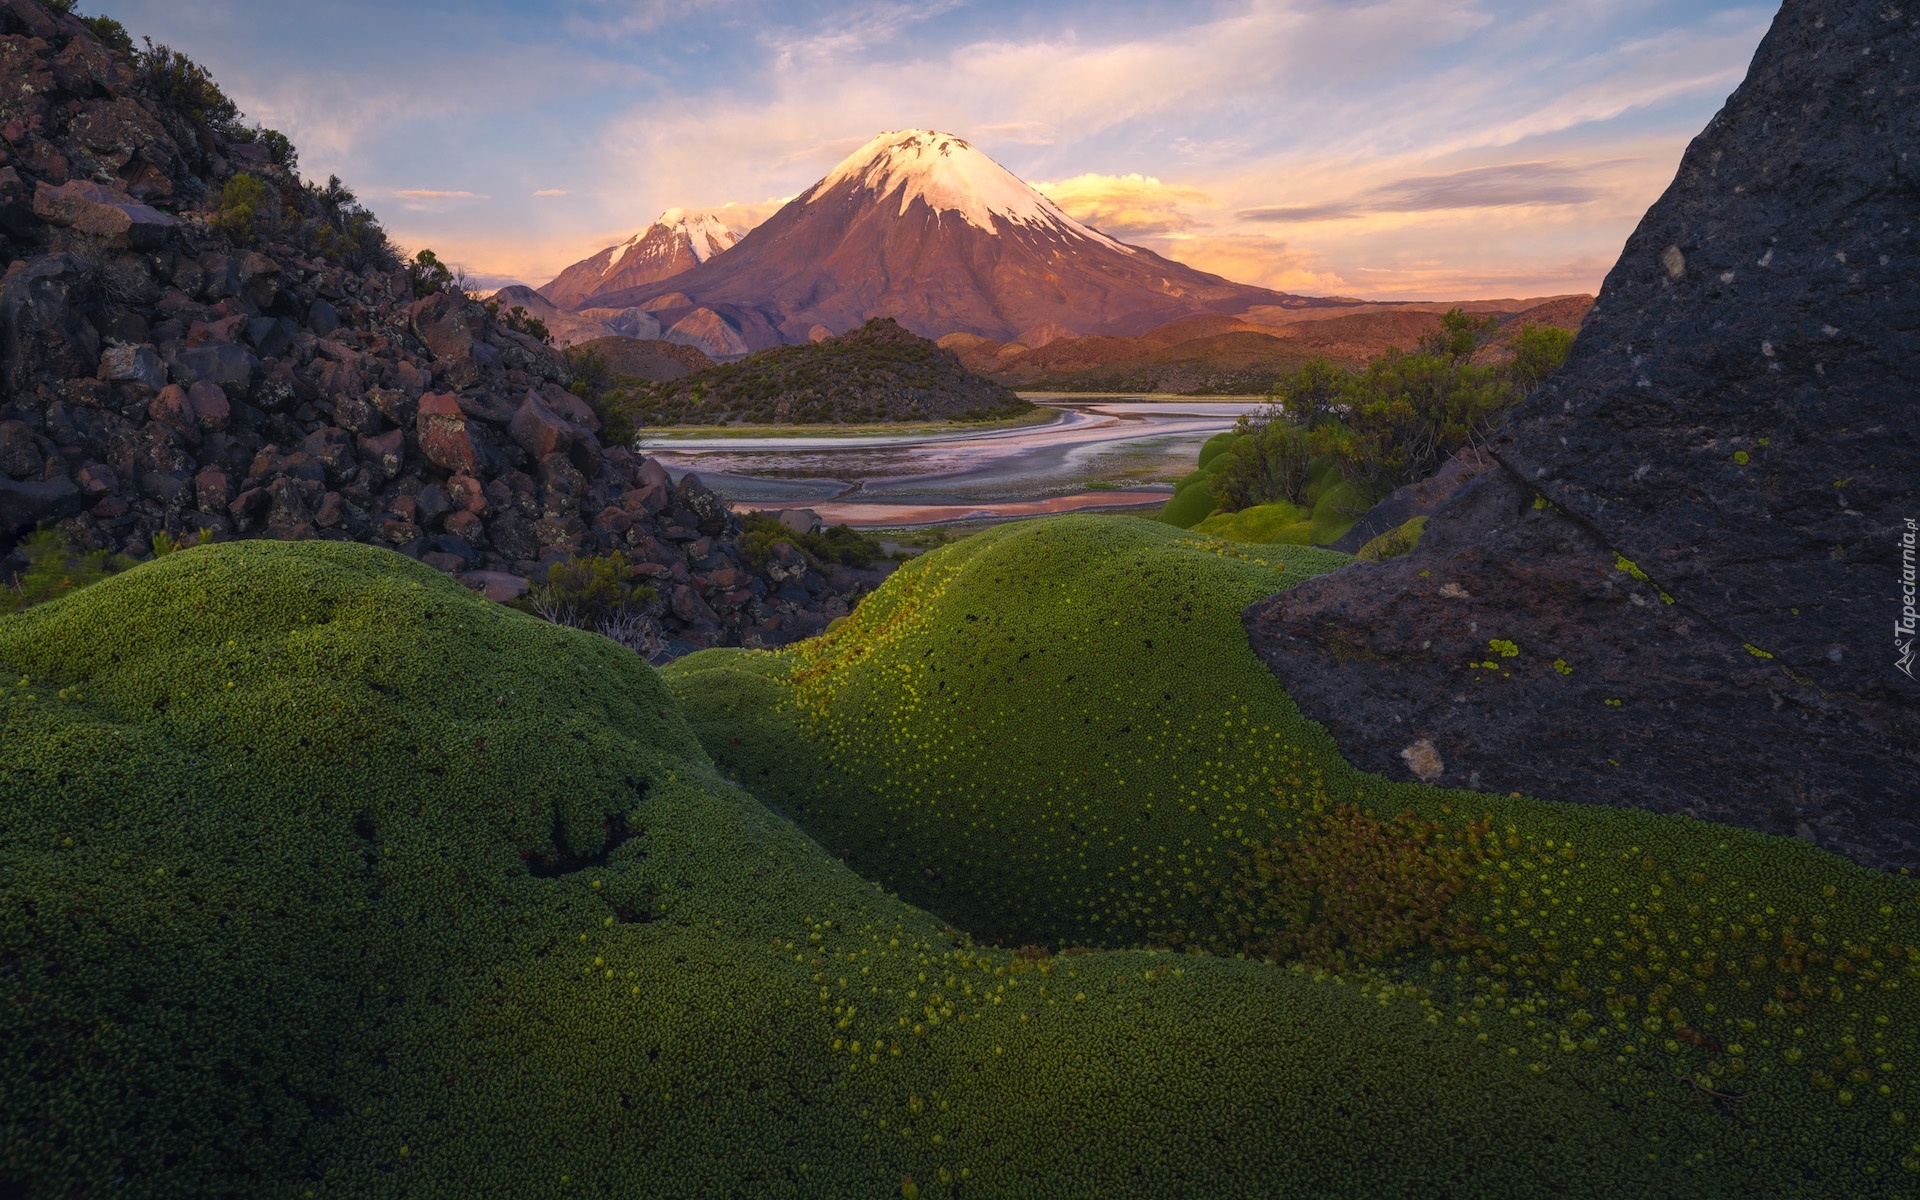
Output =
[
  {"x1": 0, "y1": 0, "x2": 871, "y2": 654},
  {"x1": 1244, "y1": 0, "x2": 1919, "y2": 870},
  {"x1": 573, "y1": 334, "x2": 712, "y2": 382},
  {"x1": 628, "y1": 317, "x2": 1033, "y2": 425}
]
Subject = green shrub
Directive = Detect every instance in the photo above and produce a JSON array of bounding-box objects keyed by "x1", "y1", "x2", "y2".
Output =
[
  {"x1": 134, "y1": 38, "x2": 240, "y2": 131},
  {"x1": 1211, "y1": 419, "x2": 1314, "y2": 511},
  {"x1": 254, "y1": 126, "x2": 296, "y2": 170},
  {"x1": 406, "y1": 248, "x2": 455, "y2": 298},
  {"x1": 513, "y1": 552, "x2": 657, "y2": 627},
  {"x1": 487, "y1": 301, "x2": 553, "y2": 345},
  {"x1": 740, "y1": 511, "x2": 881, "y2": 569},
  {"x1": 296, "y1": 175, "x2": 394, "y2": 270},
  {"x1": 1266, "y1": 355, "x2": 1348, "y2": 428},
  {"x1": 80, "y1": 14, "x2": 134, "y2": 56},
  {"x1": 1508, "y1": 323, "x2": 1577, "y2": 395},
  {"x1": 1307, "y1": 349, "x2": 1511, "y2": 502},
  {"x1": 0, "y1": 530, "x2": 134, "y2": 615},
  {"x1": 211, "y1": 172, "x2": 275, "y2": 242}
]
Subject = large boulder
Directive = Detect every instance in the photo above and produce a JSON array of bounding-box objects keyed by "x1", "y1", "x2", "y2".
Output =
[
  {"x1": 415, "y1": 391, "x2": 483, "y2": 475},
  {"x1": 0, "y1": 253, "x2": 98, "y2": 393},
  {"x1": 31, "y1": 179, "x2": 179, "y2": 248},
  {"x1": 1244, "y1": 0, "x2": 1920, "y2": 870}
]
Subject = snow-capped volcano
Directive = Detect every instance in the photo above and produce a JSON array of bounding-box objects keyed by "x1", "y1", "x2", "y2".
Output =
[
  {"x1": 538, "y1": 209, "x2": 741, "y2": 309},
  {"x1": 576, "y1": 129, "x2": 1318, "y2": 351},
  {"x1": 807, "y1": 130, "x2": 1127, "y2": 250}
]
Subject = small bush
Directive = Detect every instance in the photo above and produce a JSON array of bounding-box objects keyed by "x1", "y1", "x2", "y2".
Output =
[
  {"x1": 303, "y1": 176, "x2": 392, "y2": 271},
  {"x1": 212, "y1": 173, "x2": 275, "y2": 242},
  {"x1": 1506, "y1": 323, "x2": 1576, "y2": 395},
  {"x1": 486, "y1": 302, "x2": 552, "y2": 346},
  {"x1": 80, "y1": 15, "x2": 134, "y2": 56},
  {"x1": 1157, "y1": 472, "x2": 1219, "y2": 529},
  {"x1": 1212, "y1": 418, "x2": 1314, "y2": 511},
  {"x1": 513, "y1": 553, "x2": 656, "y2": 629},
  {"x1": 0, "y1": 531, "x2": 135, "y2": 616},
  {"x1": 1195, "y1": 431, "x2": 1238, "y2": 471},
  {"x1": 135, "y1": 39, "x2": 240, "y2": 131},
  {"x1": 255, "y1": 127, "x2": 297, "y2": 171},
  {"x1": 406, "y1": 249, "x2": 455, "y2": 298},
  {"x1": 739, "y1": 512, "x2": 881, "y2": 570}
]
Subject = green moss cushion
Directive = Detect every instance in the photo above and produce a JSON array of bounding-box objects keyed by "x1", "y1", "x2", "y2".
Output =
[
  {"x1": 669, "y1": 513, "x2": 1920, "y2": 1195},
  {"x1": 8, "y1": 537, "x2": 1920, "y2": 1196}
]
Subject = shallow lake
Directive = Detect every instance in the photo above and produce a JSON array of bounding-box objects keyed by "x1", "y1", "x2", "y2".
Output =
[{"x1": 638, "y1": 398, "x2": 1266, "y2": 527}]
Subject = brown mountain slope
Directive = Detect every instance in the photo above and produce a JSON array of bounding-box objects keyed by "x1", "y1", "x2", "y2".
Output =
[
  {"x1": 581, "y1": 131, "x2": 1331, "y2": 349},
  {"x1": 952, "y1": 297, "x2": 1593, "y2": 393}
]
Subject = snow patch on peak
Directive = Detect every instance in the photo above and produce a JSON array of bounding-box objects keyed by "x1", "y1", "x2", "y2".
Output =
[
  {"x1": 654, "y1": 208, "x2": 740, "y2": 263},
  {"x1": 811, "y1": 129, "x2": 1128, "y2": 251},
  {"x1": 608, "y1": 232, "x2": 645, "y2": 271}
]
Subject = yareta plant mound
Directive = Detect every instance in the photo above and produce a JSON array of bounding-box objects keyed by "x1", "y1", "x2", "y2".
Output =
[
  {"x1": 0, "y1": 537, "x2": 1780, "y2": 1199},
  {"x1": 670, "y1": 513, "x2": 1920, "y2": 1195}
]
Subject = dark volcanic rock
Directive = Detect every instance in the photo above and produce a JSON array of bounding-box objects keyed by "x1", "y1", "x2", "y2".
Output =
[
  {"x1": 1244, "y1": 0, "x2": 1920, "y2": 870},
  {"x1": 1328, "y1": 447, "x2": 1497, "y2": 555},
  {"x1": 0, "y1": 2, "x2": 879, "y2": 659}
]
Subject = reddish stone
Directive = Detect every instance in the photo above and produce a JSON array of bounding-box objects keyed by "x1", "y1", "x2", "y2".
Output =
[
  {"x1": 90, "y1": 494, "x2": 129, "y2": 519},
  {"x1": 443, "y1": 509, "x2": 485, "y2": 542},
  {"x1": 593, "y1": 505, "x2": 632, "y2": 535},
  {"x1": 75, "y1": 462, "x2": 118, "y2": 498},
  {"x1": 508, "y1": 390, "x2": 571, "y2": 459},
  {"x1": 621, "y1": 482, "x2": 669, "y2": 516},
  {"x1": 446, "y1": 473, "x2": 488, "y2": 515},
  {"x1": 229, "y1": 487, "x2": 268, "y2": 517},
  {"x1": 148, "y1": 384, "x2": 194, "y2": 434},
  {"x1": 187, "y1": 380, "x2": 230, "y2": 432},
  {"x1": 415, "y1": 391, "x2": 480, "y2": 474},
  {"x1": 194, "y1": 468, "x2": 231, "y2": 513},
  {"x1": 357, "y1": 428, "x2": 405, "y2": 482},
  {"x1": 314, "y1": 491, "x2": 345, "y2": 529},
  {"x1": 421, "y1": 551, "x2": 466, "y2": 574}
]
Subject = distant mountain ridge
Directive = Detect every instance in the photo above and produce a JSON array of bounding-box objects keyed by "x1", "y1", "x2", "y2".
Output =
[
  {"x1": 553, "y1": 130, "x2": 1337, "y2": 355},
  {"x1": 539, "y1": 209, "x2": 741, "y2": 310}
]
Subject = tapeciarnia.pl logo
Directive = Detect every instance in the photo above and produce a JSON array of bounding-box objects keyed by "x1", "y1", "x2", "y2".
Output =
[{"x1": 1899, "y1": 518, "x2": 1917, "y2": 680}]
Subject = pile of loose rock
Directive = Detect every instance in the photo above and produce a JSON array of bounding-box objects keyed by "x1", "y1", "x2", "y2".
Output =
[{"x1": 0, "y1": 0, "x2": 878, "y2": 655}]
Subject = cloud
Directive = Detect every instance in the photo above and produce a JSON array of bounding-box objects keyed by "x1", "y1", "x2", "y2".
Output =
[
  {"x1": 1241, "y1": 161, "x2": 1603, "y2": 223},
  {"x1": 534, "y1": 189, "x2": 571, "y2": 197},
  {"x1": 712, "y1": 197, "x2": 794, "y2": 235},
  {"x1": 1144, "y1": 234, "x2": 1347, "y2": 295},
  {"x1": 394, "y1": 189, "x2": 490, "y2": 200},
  {"x1": 1033, "y1": 173, "x2": 1214, "y2": 238},
  {"x1": 972, "y1": 121, "x2": 1056, "y2": 146}
]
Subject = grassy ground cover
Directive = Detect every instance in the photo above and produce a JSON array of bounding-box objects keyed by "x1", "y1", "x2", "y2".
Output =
[{"x1": 668, "y1": 514, "x2": 1920, "y2": 1195}]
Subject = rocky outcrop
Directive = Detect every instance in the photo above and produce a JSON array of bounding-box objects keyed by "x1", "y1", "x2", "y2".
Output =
[
  {"x1": 1244, "y1": 0, "x2": 1920, "y2": 869},
  {"x1": 0, "y1": 1, "x2": 873, "y2": 655}
]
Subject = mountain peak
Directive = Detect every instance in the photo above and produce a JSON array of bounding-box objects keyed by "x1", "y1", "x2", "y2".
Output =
[
  {"x1": 540, "y1": 207, "x2": 740, "y2": 307},
  {"x1": 810, "y1": 129, "x2": 1126, "y2": 249}
]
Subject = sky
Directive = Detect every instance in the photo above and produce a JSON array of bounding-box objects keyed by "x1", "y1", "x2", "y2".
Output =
[{"x1": 93, "y1": 0, "x2": 1779, "y2": 300}]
